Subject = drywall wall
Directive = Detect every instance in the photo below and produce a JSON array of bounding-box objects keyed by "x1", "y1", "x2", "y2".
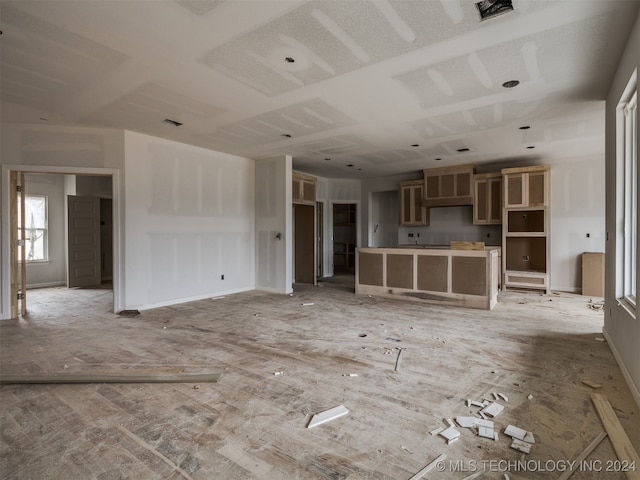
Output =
[
  {"x1": 0, "y1": 123, "x2": 124, "y2": 319},
  {"x1": 605, "y1": 11, "x2": 640, "y2": 407},
  {"x1": 370, "y1": 190, "x2": 399, "y2": 247},
  {"x1": 22, "y1": 174, "x2": 66, "y2": 288},
  {"x1": 255, "y1": 156, "x2": 292, "y2": 293},
  {"x1": 123, "y1": 131, "x2": 255, "y2": 309}
]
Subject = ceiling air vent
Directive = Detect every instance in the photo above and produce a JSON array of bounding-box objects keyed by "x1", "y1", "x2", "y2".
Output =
[{"x1": 476, "y1": 0, "x2": 513, "y2": 21}]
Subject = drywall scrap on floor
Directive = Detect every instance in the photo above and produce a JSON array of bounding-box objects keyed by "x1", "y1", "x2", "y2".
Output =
[{"x1": 307, "y1": 404, "x2": 349, "y2": 428}]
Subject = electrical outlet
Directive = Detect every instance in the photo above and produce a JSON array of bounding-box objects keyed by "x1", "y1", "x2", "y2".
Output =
[
  {"x1": 221, "y1": 274, "x2": 225, "y2": 280},
  {"x1": 522, "y1": 256, "x2": 529, "y2": 262},
  {"x1": 408, "y1": 233, "x2": 414, "y2": 237},
  {"x1": 586, "y1": 233, "x2": 590, "y2": 238}
]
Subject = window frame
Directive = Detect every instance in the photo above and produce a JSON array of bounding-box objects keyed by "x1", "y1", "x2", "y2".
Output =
[
  {"x1": 18, "y1": 194, "x2": 49, "y2": 264},
  {"x1": 617, "y1": 71, "x2": 637, "y2": 314}
]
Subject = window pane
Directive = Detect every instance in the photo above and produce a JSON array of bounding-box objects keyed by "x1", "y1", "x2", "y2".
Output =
[{"x1": 18, "y1": 195, "x2": 48, "y2": 262}]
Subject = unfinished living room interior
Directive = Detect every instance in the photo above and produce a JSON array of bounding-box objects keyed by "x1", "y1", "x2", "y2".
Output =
[{"x1": 1, "y1": 0, "x2": 639, "y2": 478}]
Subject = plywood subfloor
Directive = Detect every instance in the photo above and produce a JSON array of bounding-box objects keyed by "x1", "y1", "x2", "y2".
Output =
[{"x1": 1, "y1": 279, "x2": 638, "y2": 479}]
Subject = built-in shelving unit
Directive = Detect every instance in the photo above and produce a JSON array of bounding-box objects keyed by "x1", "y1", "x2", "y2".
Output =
[
  {"x1": 333, "y1": 203, "x2": 356, "y2": 272},
  {"x1": 501, "y1": 165, "x2": 550, "y2": 292}
]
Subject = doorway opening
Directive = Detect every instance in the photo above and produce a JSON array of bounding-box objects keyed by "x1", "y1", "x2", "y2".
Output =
[
  {"x1": 5, "y1": 167, "x2": 119, "y2": 319},
  {"x1": 332, "y1": 203, "x2": 357, "y2": 274}
]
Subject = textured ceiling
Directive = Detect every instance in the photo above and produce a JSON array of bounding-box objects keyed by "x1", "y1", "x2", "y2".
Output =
[{"x1": 1, "y1": 0, "x2": 638, "y2": 178}]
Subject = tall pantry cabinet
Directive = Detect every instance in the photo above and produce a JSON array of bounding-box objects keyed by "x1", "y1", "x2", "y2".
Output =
[{"x1": 501, "y1": 165, "x2": 550, "y2": 293}]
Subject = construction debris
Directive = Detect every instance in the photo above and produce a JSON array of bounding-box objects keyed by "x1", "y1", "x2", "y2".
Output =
[
  {"x1": 307, "y1": 405, "x2": 349, "y2": 428},
  {"x1": 401, "y1": 444, "x2": 414, "y2": 454},
  {"x1": 595, "y1": 336, "x2": 606, "y2": 342},
  {"x1": 274, "y1": 371, "x2": 284, "y2": 376},
  {"x1": 439, "y1": 426, "x2": 461, "y2": 444},
  {"x1": 429, "y1": 426, "x2": 444, "y2": 436},
  {"x1": 408, "y1": 453, "x2": 447, "y2": 480},
  {"x1": 582, "y1": 380, "x2": 603, "y2": 389},
  {"x1": 394, "y1": 348, "x2": 403, "y2": 372},
  {"x1": 481, "y1": 401, "x2": 504, "y2": 418},
  {"x1": 497, "y1": 393, "x2": 509, "y2": 402},
  {"x1": 511, "y1": 438, "x2": 532, "y2": 454}
]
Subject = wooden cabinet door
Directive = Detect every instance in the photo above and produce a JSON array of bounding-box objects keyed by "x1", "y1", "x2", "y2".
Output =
[
  {"x1": 474, "y1": 179, "x2": 488, "y2": 224},
  {"x1": 504, "y1": 173, "x2": 525, "y2": 207},
  {"x1": 488, "y1": 176, "x2": 502, "y2": 223},
  {"x1": 400, "y1": 182, "x2": 428, "y2": 226},
  {"x1": 527, "y1": 171, "x2": 547, "y2": 206}
]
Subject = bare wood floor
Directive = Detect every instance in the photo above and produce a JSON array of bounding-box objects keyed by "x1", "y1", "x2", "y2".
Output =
[{"x1": 1, "y1": 278, "x2": 638, "y2": 479}]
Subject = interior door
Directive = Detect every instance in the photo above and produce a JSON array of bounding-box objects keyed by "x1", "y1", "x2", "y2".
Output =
[
  {"x1": 294, "y1": 204, "x2": 316, "y2": 284},
  {"x1": 68, "y1": 195, "x2": 101, "y2": 287}
]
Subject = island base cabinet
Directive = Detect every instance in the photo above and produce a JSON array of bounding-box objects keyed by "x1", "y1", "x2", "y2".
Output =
[{"x1": 356, "y1": 247, "x2": 499, "y2": 310}]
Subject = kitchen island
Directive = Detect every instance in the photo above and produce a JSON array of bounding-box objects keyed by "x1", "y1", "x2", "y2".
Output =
[{"x1": 355, "y1": 246, "x2": 499, "y2": 310}]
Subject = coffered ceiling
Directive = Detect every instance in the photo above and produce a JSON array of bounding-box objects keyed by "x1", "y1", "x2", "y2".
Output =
[{"x1": 1, "y1": 0, "x2": 638, "y2": 178}]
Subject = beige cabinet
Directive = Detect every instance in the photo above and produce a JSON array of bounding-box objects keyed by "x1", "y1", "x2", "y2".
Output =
[
  {"x1": 502, "y1": 165, "x2": 549, "y2": 208},
  {"x1": 292, "y1": 172, "x2": 316, "y2": 205},
  {"x1": 501, "y1": 165, "x2": 550, "y2": 292},
  {"x1": 473, "y1": 173, "x2": 502, "y2": 225},
  {"x1": 423, "y1": 164, "x2": 475, "y2": 207},
  {"x1": 400, "y1": 180, "x2": 429, "y2": 226}
]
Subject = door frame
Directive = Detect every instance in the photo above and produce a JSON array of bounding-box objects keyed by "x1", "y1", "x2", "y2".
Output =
[{"x1": 1, "y1": 164, "x2": 122, "y2": 319}]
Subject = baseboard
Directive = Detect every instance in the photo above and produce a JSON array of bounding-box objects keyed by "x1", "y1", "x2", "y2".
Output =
[
  {"x1": 137, "y1": 286, "x2": 254, "y2": 311},
  {"x1": 603, "y1": 327, "x2": 640, "y2": 409},
  {"x1": 27, "y1": 281, "x2": 66, "y2": 289}
]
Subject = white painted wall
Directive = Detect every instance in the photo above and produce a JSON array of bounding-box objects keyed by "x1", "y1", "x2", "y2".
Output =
[
  {"x1": 123, "y1": 131, "x2": 255, "y2": 309},
  {"x1": 23, "y1": 174, "x2": 66, "y2": 288},
  {"x1": 255, "y1": 156, "x2": 292, "y2": 293},
  {"x1": 605, "y1": 11, "x2": 640, "y2": 406}
]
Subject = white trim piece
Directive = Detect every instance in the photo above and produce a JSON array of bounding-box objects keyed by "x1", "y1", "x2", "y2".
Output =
[
  {"x1": 603, "y1": 327, "x2": 640, "y2": 409},
  {"x1": 408, "y1": 453, "x2": 447, "y2": 480},
  {"x1": 498, "y1": 393, "x2": 509, "y2": 402},
  {"x1": 307, "y1": 405, "x2": 349, "y2": 428},
  {"x1": 523, "y1": 431, "x2": 536, "y2": 444},
  {"x1": 429, "y1": 426, "x2": 444, "y2": 436}
]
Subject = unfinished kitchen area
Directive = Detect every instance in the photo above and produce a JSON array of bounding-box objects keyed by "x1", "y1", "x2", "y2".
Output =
[{"x1": 1, "y1": 0, "x2": 639, "y2": 479}]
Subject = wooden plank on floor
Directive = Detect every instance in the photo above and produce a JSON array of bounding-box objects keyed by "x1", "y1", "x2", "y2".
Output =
[
  {"x1": 0, "y1": 372, "x2": 221, "y2": 384},
  {"x1": 557, "y1": 431, "x2": 607, "y2": 480},
  {"x1": 590, "y1": 393, "x2": 640, "y2": 480}
]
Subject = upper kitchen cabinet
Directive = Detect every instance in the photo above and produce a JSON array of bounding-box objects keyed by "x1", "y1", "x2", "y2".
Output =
[
  {"x1": 423, "y1": 164, "x2": 475, "y2": 207},
  {"x1": 502, "y1": 165, "x2": 550, "y2": 208},
  {"x1": 400, "y1": 180, "x2": 429, "y2": 226},
  {"x1": 292, "y1": 171, "x2": 316, "y2": 205},
  {"x1": 473, "y1": 173, "x2": 502, "y2": 225}
]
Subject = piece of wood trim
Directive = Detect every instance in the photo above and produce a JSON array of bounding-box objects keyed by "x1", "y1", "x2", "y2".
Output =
[
  {"x1": 19, "y1": 173, "x2": 26, "y2": 316},
  {"x1": 451, "y1": 241, "x2": 485, "y2": 251},
  {"x1": 0, "y1": 372, "x2": 221, "y2": 384},
  {"x1": 307, "y1": 404, "x2": 349, "y2": 428},
  {"x1": 501, "y1": 164, "x2": 550, "y2": 175},
  {"x1": 590, "y1": 393, "x2": 640, "y2": 480},
  {"x1": 10, "y1": 171, "x2": 18, "y2": 319},
  {"x1": 556, "y1": 431, "x2": 607, "y2": 480},
  {"x1": 292, "y1": 171, "x2": 317, "y2": 182},
  {"x1": 408, "y1": 453, "x2": 446, "y2": 480}
]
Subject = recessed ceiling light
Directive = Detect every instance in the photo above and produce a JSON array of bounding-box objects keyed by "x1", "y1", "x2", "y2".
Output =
[
  {"x1": 502, "y1": 80, "x2": 520, "y2": 88},
  {"x1": 434, "y1": 158, "x2": 442, "y2": 161},
  {"x1": 457, "y1": 147, "x2": 470, "y2": 152},
  {"x1": 526, "y1": 146, "x2": 535, "y2": 149},
  {"x1": 39, "y1": 117, "x2": 48, "y2": 121},
  {"x1": 411, "y1": 144, "x2": 420, "y2": 147},
  {"x1": 324, "y1": 158, "x2": 331, "y2": 161},
  {"x1": 519, "y1": 125, "x2": 531, "y2": 130},
  {"x1": 163, "y1": 118, "x2": 183, "y2": 127},
  {"x1": 346, "y1": 164, "x2": 354, "y2": 167},
  {"x1": 357, "y1": 168, "x2": 362, "y2": 171},
  {"x1": 281, "y1": 133, "x2": 292, "y2": 138},
  {"x1": 285, "y1": 57, "x2": 295, "y2": 63}
]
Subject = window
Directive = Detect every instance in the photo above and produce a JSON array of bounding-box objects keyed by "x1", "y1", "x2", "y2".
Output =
[
  {"x1": 18, "y1": 194, "x2": 48, "y2": 262},
  {"x1": 618, "y1": 72, "x2": 637, "y2": 311}
]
